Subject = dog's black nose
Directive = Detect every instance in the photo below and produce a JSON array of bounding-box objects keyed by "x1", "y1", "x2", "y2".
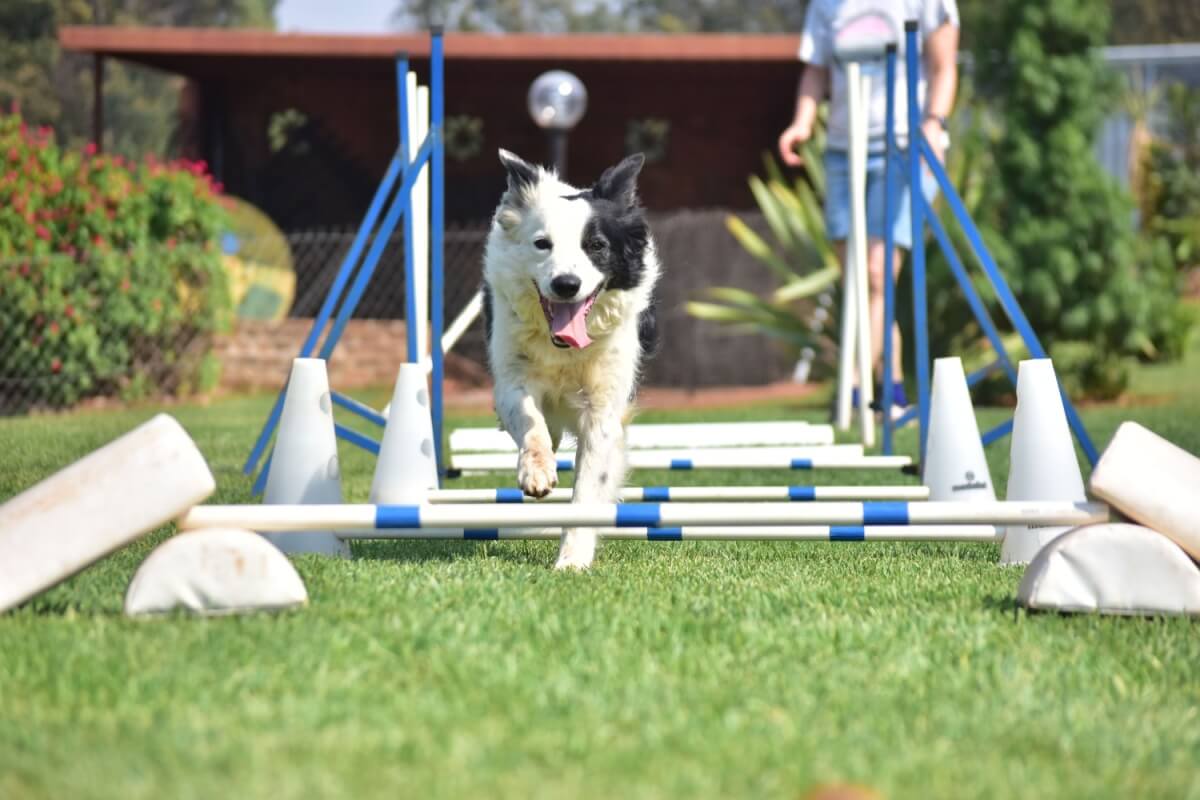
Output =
[{"x1": 550, "y1": 274, "x2": 582, "y2": 299}]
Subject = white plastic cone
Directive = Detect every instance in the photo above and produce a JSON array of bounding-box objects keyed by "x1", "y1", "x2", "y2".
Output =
[
  {"x1": 262, "y1": 358, "x2": 350, "y2": 557},
  {"x1": 370, "y1": 363, "x2": 439, "y2": 504},
  {"x1": 999, "y1": 359, "x2": 1087, "y2": 565},
  {"x1": 922, "y1": 357, "x2": 996, "y2": 502}
]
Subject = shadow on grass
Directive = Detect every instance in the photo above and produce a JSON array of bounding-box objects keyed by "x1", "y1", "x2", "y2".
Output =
[
  {"x1": 351, "y1": 538, "x2": 555, "y2": 568},
  {"x1": 981, "y1": 592, "x2": 1022, "y2": 621}
]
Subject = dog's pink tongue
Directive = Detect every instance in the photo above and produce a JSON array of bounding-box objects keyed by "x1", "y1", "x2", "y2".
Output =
[{"x1": 550, "y1": 301, "x2": 592, "y2": 349}]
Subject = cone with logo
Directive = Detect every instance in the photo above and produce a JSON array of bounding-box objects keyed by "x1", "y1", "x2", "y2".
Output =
[
  {"x1": 261, "y1": 358, "x2": 350, "y2": 557},
  {"x1": 999, "y1": 358, "x2": 1087, "y2": 565},
  {"x1": 370, "y1": 363, "x2": 439, "y2": 504},
  {"x1": 922, "y1": 357, "x2": 995, "y2": 503}
]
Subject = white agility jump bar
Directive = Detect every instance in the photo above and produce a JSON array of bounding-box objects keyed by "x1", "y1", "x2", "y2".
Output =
[
  {"x1": 449, "y1": 420, "x2": 835, "y2": 452},
  {"x1": 429, "y1": 485, "x2": 931, "y2": 503},
  {"x1": 179, "y1": 501, "x2": 1108, "y2": 533},
  {"x1": 450, "y1": 448, "x2": 911, "y2": 473},
  {"x1": 295, "y1": 525, "x2": 1000, "y2": 542}
]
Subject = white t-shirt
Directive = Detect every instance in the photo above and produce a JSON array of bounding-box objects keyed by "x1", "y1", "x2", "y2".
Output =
[{"x1": 798, "y1": 0, "x2": 959, "y2": 151}]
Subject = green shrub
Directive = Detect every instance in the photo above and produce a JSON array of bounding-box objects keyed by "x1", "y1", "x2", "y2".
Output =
[
  {"x1": 971, "y1": 0, "x2": 1189, "y2": 399},
  {"x1": 0, "y1": 111, "x2": 231, "y2": 410}
]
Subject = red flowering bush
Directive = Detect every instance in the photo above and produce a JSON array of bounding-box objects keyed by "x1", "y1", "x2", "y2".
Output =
[{"x1": 0, "y1": 111, "x2": 231, "y2": 410}]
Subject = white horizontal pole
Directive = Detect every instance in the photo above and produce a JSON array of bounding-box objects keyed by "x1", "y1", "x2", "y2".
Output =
[
  {"x1": 322, "y1": 525, "x2": 1000, "y2": 542},
  {"x1": 451, "y1": 451, "x2": 911, "y2": 472},
  {"x1": 179, "y1": 501, "x2": 1108, "y2": 532},
  {"x1": 450, "y1": 445, "x2": 869, "y2": 473},
  {"x1": 429, "y1": 485, "x2": 931, "y2": 503},
  {"x1": 449, "y1": 420, "x2": 834, "y2": 452}
]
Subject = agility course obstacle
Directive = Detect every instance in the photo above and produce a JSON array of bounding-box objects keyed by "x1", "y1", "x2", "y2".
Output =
[
  {"x1": 193, "y1": 525, "x2": 1002, "y2": 542},
  {"x1": 449, "y1": 420, "x2": 836, "y2": 452},
  {"x1": 242, "y1": 30, "x2": 449, "y2": 493},
  {"x1": 448, "y1": 446, "x2": 913, "y2": 474},
  {"x1": 427, "y1": 485, "x2": 930, "y2": 503},
  {"x1": 178, "y1": 500, "x2": 1108, "y2": 533},
  {"x1": 873, "y1": 25, "x2": 1099, "y2": 465}
]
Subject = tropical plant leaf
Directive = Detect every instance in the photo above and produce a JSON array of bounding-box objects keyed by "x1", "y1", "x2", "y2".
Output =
[
  {"x1": 724, "y1": 214, "x2": 797, "y2": 283},
  {"x1": 748, "y1": 175, "x2": 796, "y2": 253},
  {"x1": 772, "y1": 266, "x2": 841, "y2": 303}
]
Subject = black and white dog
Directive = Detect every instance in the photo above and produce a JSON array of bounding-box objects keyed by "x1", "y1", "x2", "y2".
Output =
[{"x1": 482, "y1": 149, "x2": 660, "y2": 570}]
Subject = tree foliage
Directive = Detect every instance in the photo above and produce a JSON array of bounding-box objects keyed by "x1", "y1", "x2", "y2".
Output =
[
  {"x1": 971, "y1": 0, "x2": 1187, "y2": 399},
  {"x1": 391, "y1": 0, "x2": 808, "y2": 33},
  {"x1": 0, "y1": 0, "x2": 277, "y2": 159}
]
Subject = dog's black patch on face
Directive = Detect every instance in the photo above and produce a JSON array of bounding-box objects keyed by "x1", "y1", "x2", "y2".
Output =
[
  {"x1": 481, "y1": 282, "x2": 493, "y2": 347},
  {"x1": 577, "y1": 154, "x2": 650, "y2": 293}
]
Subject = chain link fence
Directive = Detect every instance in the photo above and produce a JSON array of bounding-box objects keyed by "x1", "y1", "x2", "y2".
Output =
[{"x1": 1, "y1": 210, "x2": 801, "y2": 414}]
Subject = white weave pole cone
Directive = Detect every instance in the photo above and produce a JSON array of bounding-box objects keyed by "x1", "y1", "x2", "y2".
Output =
[
  {"x1": 262, "y1": 358, "x2": 350, "y2": 557},
  {"x1": 999, "y1": 359, "x2": 1087, "y2": 565},
  {"x1": 922, "y1": 357, "x2": 995, "y2": 502},
  {"x1": 370, "y1": 363, "x2": 439, "y2": 504}
]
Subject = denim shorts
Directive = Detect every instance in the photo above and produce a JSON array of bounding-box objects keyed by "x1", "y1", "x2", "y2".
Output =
[{"x1": 823, "y1": 148, "x2": 939, "y2": 250}]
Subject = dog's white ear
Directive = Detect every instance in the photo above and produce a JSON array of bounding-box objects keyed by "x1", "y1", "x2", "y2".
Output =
[
  {"x1": 593, "y1": 153, "x2": 645, "y2": 207},
  {"x1": 498, "y1": 149, "x2": 538, "y2": 192}
]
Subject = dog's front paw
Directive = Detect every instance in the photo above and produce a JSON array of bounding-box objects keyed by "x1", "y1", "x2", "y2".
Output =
[
  {"x1": 518, "y1": 447, "x2": 558, "y2": 498},
  {"x1": 554, "y1": 528, "x2": 596, "y2": 571}
]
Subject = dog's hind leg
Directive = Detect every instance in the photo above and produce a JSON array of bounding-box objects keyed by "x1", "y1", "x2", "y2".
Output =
[
  {"x1": 496, "y1": 386, "x2": 558, "y2": 499},
  {"x1": 556, "y1": 406, "x2": 626, "y2": 571}
]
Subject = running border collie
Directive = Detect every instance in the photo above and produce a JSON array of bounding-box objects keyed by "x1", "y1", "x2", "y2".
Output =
[{"x1": 481, "y1": 149, "x2": 660, "y2": 570}]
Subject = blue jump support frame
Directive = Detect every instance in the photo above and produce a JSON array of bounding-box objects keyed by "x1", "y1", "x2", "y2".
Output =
[
  {"x1": 242, "y1": 29, "x2": 448, "y2": 493},
  {"x1": 891, "y1": 20, "x2": 1098, "y2": 466},
  {"x1": 881, "y1": 43, "x2": 899, "y2": 454}
]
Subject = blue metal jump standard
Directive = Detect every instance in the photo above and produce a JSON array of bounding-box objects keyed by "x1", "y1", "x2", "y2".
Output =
[
  {"x1": 880, "y1": 21, "x2": 1098, "y2": 466},
  {"x1": 242, "y1": 29, "x2": 448, "y2": 492}
]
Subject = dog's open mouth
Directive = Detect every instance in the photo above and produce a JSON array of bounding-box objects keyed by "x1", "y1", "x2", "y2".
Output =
[{"x1": 536, "y1": 281, "x2": 602, "y2": 349}]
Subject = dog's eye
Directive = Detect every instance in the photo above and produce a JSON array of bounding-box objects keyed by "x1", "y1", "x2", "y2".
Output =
[
  {"x1": 585, "y1": 238, "x2": 607, "y2": 253},
  {"x1": 533, "y1": 237, "x2": 552, "y2": 251}
]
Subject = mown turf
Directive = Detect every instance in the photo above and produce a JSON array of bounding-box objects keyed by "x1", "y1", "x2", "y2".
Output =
[{"x1": 2, "y1": 350, "x2": 1199, "y2": 799}]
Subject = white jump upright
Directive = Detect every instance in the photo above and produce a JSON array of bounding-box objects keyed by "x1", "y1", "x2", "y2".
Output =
[
  {"x1": 261, "y1": 358, "x2": 350, "y2": 558},
  {"x1": 999, "y1": 359, "x2": 1087, "y2": 565},
  {"x1": 922, "y1": 357, "x2": 995, "y2": 502}
]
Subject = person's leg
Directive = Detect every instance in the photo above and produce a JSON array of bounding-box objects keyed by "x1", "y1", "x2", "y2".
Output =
[{"x1": 866, "y1": 238, "x2": 904, "y2": 382}]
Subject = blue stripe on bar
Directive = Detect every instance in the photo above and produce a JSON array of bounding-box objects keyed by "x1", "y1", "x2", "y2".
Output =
[
  {"x1": 790, "y1": 458, "x2": 813, "y2": 470},
  {"x1": 830, "y1": 526, "x2": 865, "y2": 541},
  {"x1": 788, "y1": 486, "x2": 817, "y2": 501},
  {"x1": 616, "y1": 504, "x2": 662, "y2": 528},
  {"x1": 669, "y1": 459, "x2": 693, "y2": 470},
  {"x1": 862, "y1": 501, "x2": 909, "y2": 525},
  {"x1": 465, "y1": 529, "x2": 499, "y2": 541},
  {"x1": 375, "y1": 505, "x2": 421, "y2": 528},
  {"x1": 647, "y1": 527, "x2": 683, "y2": 541},
  {"x1": 557, "y1": 459, "x2": 574, "y2": 471},
  {"x1": 642, "y1": 486, "x2": 671, "y2": 502},
  {"x1": 495, "y1": 488, "x2": 525, "y2": 504},
  {"x1": 335, "y1": 424, "x2": 381, "y2": 456}
]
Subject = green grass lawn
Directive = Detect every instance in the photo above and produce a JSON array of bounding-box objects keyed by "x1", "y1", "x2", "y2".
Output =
[{"x1": 2, "y1": 348, "x2": 1199, "y2": 799}]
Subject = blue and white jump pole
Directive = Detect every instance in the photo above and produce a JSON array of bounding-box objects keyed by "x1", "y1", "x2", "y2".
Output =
[{"x1": 180, "y1": 500, "x2": 1108, "y2": 533}]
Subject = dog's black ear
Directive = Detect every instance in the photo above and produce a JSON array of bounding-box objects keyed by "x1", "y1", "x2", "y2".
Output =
[
  {"x1": 498, "y1": 149, "x2": 538, "y2": 192},
  {"x1": 593, "y1": 153, "x2": 645, "y2": 207}
]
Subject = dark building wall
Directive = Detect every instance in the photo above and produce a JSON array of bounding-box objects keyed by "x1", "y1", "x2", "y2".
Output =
[{"x1": 189, "y1": 57, "x2": 803, "y2": 226}]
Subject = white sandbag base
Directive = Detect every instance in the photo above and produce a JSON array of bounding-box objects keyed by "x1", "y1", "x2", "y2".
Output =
[
  {"x1": 1089, "y1": 421, "x2": 1200, "y2": 562},
  {"x1": 1017, "y1": 523, "x2": 1200, "y2": 616},
  {"x1": 125, "y1": 528, "x2": 308, "y2": 617},
  {"x1": 0, "y1": 414, "x2": 216, "y2": 613}
]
